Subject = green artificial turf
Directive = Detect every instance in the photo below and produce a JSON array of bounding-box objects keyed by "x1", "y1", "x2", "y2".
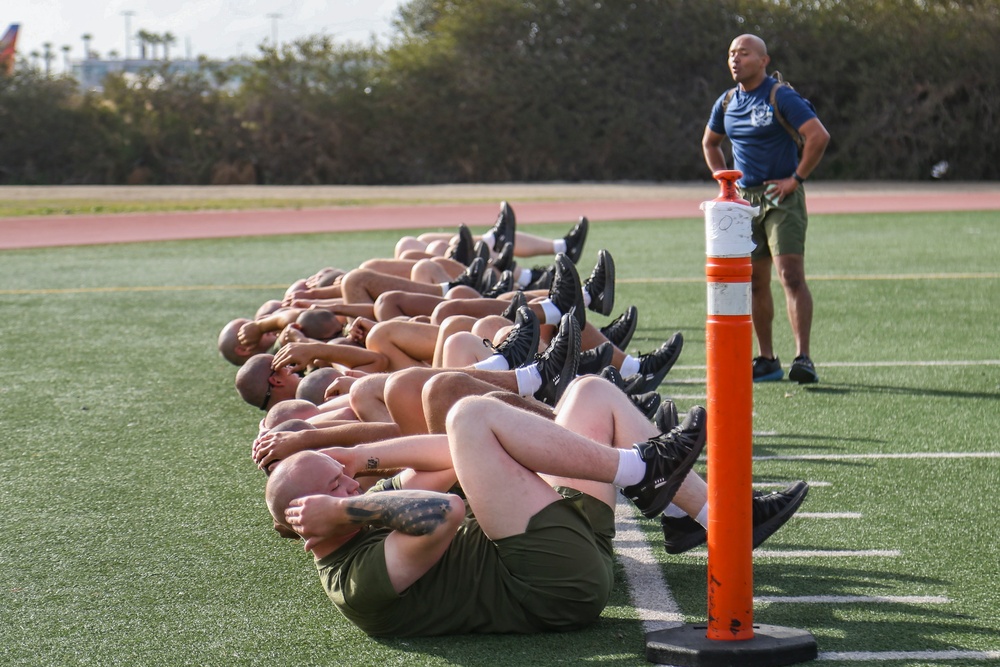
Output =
[{"x1": 0, "y1": 209, "x2": 997, "y2": 666}]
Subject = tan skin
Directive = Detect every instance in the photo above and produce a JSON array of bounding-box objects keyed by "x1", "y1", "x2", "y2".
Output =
[{"x1": 701, "y1": 34, "x2": 830, "y2": 360}]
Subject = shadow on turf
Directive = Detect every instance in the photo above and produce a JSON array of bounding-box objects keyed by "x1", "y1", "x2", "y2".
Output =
[
  {"x1": 371, "y1": 618, "x2": 647, "y2": 665},
  {"x1": 662, "y1": 560, "x2": 992, "y2": 655},
  {"x1": 804, "y1": 382, "x2": 1000, "y2": 401}
]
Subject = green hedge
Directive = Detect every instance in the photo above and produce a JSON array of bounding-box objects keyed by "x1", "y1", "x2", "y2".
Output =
[{"x1": 2, "y1": 0, "x2": 997, "y2": 185}]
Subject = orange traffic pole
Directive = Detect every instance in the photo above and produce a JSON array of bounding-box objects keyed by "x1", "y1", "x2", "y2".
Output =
[
  {"x1": 644, "y1": 171, "x2": 817, "y2": 666},
  {"x1": 703, "y1": 169, "x2": 756, "y2": 640}
]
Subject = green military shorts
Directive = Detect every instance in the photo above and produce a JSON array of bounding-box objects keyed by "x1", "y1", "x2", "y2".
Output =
[
  {"x1": 739, "y1": 183, "x2": 810, "y2": 259},
  {"x1": 494, "y1": 486, "x2": 616, "y2": 631}
]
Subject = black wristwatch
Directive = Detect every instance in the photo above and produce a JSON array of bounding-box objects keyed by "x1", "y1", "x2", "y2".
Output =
[{"x1": 792, "y1": 173, "x2": 806, "y2": 184}]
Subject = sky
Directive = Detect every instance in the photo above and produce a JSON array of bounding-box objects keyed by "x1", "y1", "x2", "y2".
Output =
[{"x1": 6, "y1": 0, "x2": 407, "y2": 70}]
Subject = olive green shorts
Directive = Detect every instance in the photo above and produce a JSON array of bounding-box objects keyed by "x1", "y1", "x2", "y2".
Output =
[
  {"x1": 739, "y1": 184, "x2": 810, "y2": 259},
  {"x1": 494, "y1": 486, "x2": 616, "y2": 631}
]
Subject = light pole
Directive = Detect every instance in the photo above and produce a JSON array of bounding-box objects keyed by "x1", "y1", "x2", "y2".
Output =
[
  {"x1": 121, "y1": 10, "x2": 135, "y2": 60},
  {"x1": 266, "y1": 13, "x2": 282, "y2": 47}
]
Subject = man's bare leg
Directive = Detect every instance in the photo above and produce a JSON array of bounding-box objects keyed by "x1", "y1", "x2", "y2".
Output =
[
  {"x1": 373, "y1": 291, "x2": 447, "y2": 321},
  {"x1": 365, "y1": 320, "x2": 438, "y2": 371},
  {"x1": 383, "y1": 367, "x2": 519, "y2": 435},
  {"x1": 348, "y1": 373, "x2": 393, "y2": 423}
]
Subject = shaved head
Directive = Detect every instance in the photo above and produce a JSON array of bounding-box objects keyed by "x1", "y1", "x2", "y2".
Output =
[
  {"x1": 731, "y1": 33, "x2": 767, "y2": 57},
  {"x1": 265, "y1": 451, "x2": 340, "y2": 533}
]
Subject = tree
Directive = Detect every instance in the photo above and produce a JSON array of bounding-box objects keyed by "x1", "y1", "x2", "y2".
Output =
[{"x1": 162, "y1": 32, "x2": 176, "y2": 60}]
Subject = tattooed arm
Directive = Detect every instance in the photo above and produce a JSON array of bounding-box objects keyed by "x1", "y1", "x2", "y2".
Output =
[{"x1": 287, "y1": 489, "x2": 465, "y2": 593}]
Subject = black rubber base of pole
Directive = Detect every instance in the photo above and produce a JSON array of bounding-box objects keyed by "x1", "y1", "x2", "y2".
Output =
[{"x1": 645, "y1": 624, "x2": 817, "y2": 667}]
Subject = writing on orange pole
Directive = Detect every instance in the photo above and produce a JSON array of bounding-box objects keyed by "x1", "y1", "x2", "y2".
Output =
[{"x1": 701, "y1": 170, "x2": 758, "y2": 641}]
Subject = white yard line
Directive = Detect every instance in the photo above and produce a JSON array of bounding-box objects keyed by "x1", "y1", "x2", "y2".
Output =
[
  {"x1": 755, "y1": 595, "x2": 949, "y2": 605},
  {"x1": 755, "y1": 452, "x2": 1000, "y2": 461},
  {"x1": 817, "y1": 650, "x2": 1000, "y2": 662}
]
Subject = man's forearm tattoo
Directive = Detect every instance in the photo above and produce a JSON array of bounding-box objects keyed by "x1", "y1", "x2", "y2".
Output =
[{"x1": 345, "y1": 493, "x2": 453, "y2": 536}]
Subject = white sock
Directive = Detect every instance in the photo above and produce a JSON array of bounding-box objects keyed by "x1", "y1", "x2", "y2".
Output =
[
  {"x1": 620, "y1": 354, "x2": 640, "y2": 377},
  {"x1": 695, "y1": 504, "x2": 709, "y2": 528},
  {"x1": 515, "y1": 364, "x2": 542, "y2": 397},
  {"x1": 473, "y1": 354, "x2": 510, "y2": 371},
  {"x1": 553, "y1": 238, "x2": 567, "y2": 254},
  {"x1": 582, "y1": 289, "x2": 592, "y2": 308},
  {"x1": 516, "y1": 268, "x2": 532, "y2": 288},
  {"x1": 438, "y1": 283, "x2": 450, "y2": 296},
  {"x1": 540, "y1": 299, "x2": 563, "y2": 325},
  {"x1": 612, "y1": 447, "x2": 646, "y2": 488},
  {"x1": 480, "y1": 231, "x2": 496, "y2": 248}
]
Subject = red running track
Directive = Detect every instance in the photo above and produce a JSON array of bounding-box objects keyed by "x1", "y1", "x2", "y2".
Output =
[{"x1": 2, "y1": 188, "x2": 999, "y2": 250}]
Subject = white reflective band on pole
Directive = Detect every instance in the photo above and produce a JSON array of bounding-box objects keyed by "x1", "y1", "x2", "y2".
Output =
[
  {"x1": 701, "y1": 200, "x2": 758, "y2": 258},
  {"x1": 707, "y1": 282, "x2": 752, "y2": 315}
]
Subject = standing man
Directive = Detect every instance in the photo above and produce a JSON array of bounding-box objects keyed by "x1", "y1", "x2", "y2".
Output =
[{"x1": 702, "y1": 34, "x2": 830, "y2": 383}]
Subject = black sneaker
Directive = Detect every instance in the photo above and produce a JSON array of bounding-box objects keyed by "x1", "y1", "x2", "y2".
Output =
[
  {"x1": 533, "y1": 312, "x2": 581, "y2": 406},
  {"x1": 637, "y1": 332, "x2": 684, "y2": 393},
  {"x1": 600, "y1": 306, "x2": 638, "y2": 350},
  {"x1": 630, "y1": 391, "x2": 661, "y2": 419},
  {"x1": 525, "y1": 265, "x2": 554, "y2": 291},
  {"x1": 577, "y1": 341, "x2": 614, "y2": 375},
  {"x1": 598, "y1": 364, "x2": 625, "y2": 389},
  {"x1": 500, "y1": 291, "x2": 527, "y2": 321},
  {"x1": 752, "y1": 356, "x2": 783, "y2": 382},
  {"x1": 653, "y1": 398, "x2": 678, "y2": 433},
  {"x1": 447, "y1": 257, "x2": 485, "y2": 293},
  {"x1": 488, "y1": 201, "x2": 516, "y2": 252},
  {"x1": 564, "y1": 216, "x2": 589, "y2": 264},
  {"x1": 472, "y1": 239, "x2": 492, "y2": 266},
  {"x1": 622, "y1": 406, "x2": 707, "y2": 518},
  {"x1": 788, "y1": 355, "x2": 819, "y2": 384},
  {"x1": 750, "y1": 480, "x2": 810, "y2": 546},
  {"x1": 582, "y1": 249, "x2": 615, "y2": 316},
  {"x1": 660, "y1": 481, "x2": 809, "y2": 554},
  {"x1": 447, "y1": 224, "x2": 474, "y2": 265},
  {"x1": 491, "y1": 241, "x2": 514, "y2": 273},
  {"x1": 549, "y1": 253, "x2": 586, "y2": 329},
  {"x1": 620, "y1": 372, "x2": 645, "y2": 395},
  {"x1": 660, "y1": 514, "x2": 707, "y2": 555},
  {"x1": 482, "y1": 270, "x2": 515, "y2": 298},
  {"x1": 490, "y1": 306, "x2": 540, "y2": 369}
]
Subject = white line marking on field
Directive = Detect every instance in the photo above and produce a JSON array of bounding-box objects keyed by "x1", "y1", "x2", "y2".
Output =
[
  {"x1": 794, "y1": 512, "x2": 862, "y2": 519},
  {"x1": 683, "y1": 549, "x2": 902, "y2": 558},
  {"x1": 613, "y1": 496, "x2": 683, "y2": 633},
  {"x1": 754, "y1": 481, "x2": 832, "y2": 488},
  {"x1": 670, "y1": 359, "x2": 1000, "y2": 370},
  {"x1": 755, "y1": 595, "x2": 949, "y2": 605},
  {"x1": 817, "y1": 649, "x2": 1000, "y2": 662},
  {"x1": 823, "y1": 359, "x2": 1000, "y2": 367},
  {"x1": 755, "y1": 452, "x2": 1000, "y2": 461}
]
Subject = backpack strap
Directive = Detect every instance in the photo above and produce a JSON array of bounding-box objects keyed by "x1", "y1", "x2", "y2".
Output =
[
  {"x1": 769, "y1": 71, "x2": 804, "y2": 150},
  {"x1": 721, "y1": 86, "x2": 737, "y2": 113}
]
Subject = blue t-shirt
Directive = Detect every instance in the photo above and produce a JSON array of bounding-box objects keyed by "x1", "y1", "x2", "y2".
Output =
[{"x1": 707, "y1": 76, "x2": 817, "y2": 187}]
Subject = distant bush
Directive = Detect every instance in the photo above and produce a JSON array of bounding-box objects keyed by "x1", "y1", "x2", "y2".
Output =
[{"x1": 2, "y1": 0, "x2": 997, "y2": 184}]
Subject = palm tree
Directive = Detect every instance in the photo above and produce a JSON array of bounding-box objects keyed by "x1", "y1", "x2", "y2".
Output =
[
  {"x1": 82, "y1": 33, "x2": 92, "y2": 60},
  {"x1": 42, "y1": 42, "x2": 54, "y2": 76},
  {"x1": 162, "y1": 31, "x2": 176, "y2": 60},
  {"x1": 137, "y1": 29, "x2": 153, "y2": 60},
  {"x1": 61, "y1": 45, "x2": 71, "y2": 73}
]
